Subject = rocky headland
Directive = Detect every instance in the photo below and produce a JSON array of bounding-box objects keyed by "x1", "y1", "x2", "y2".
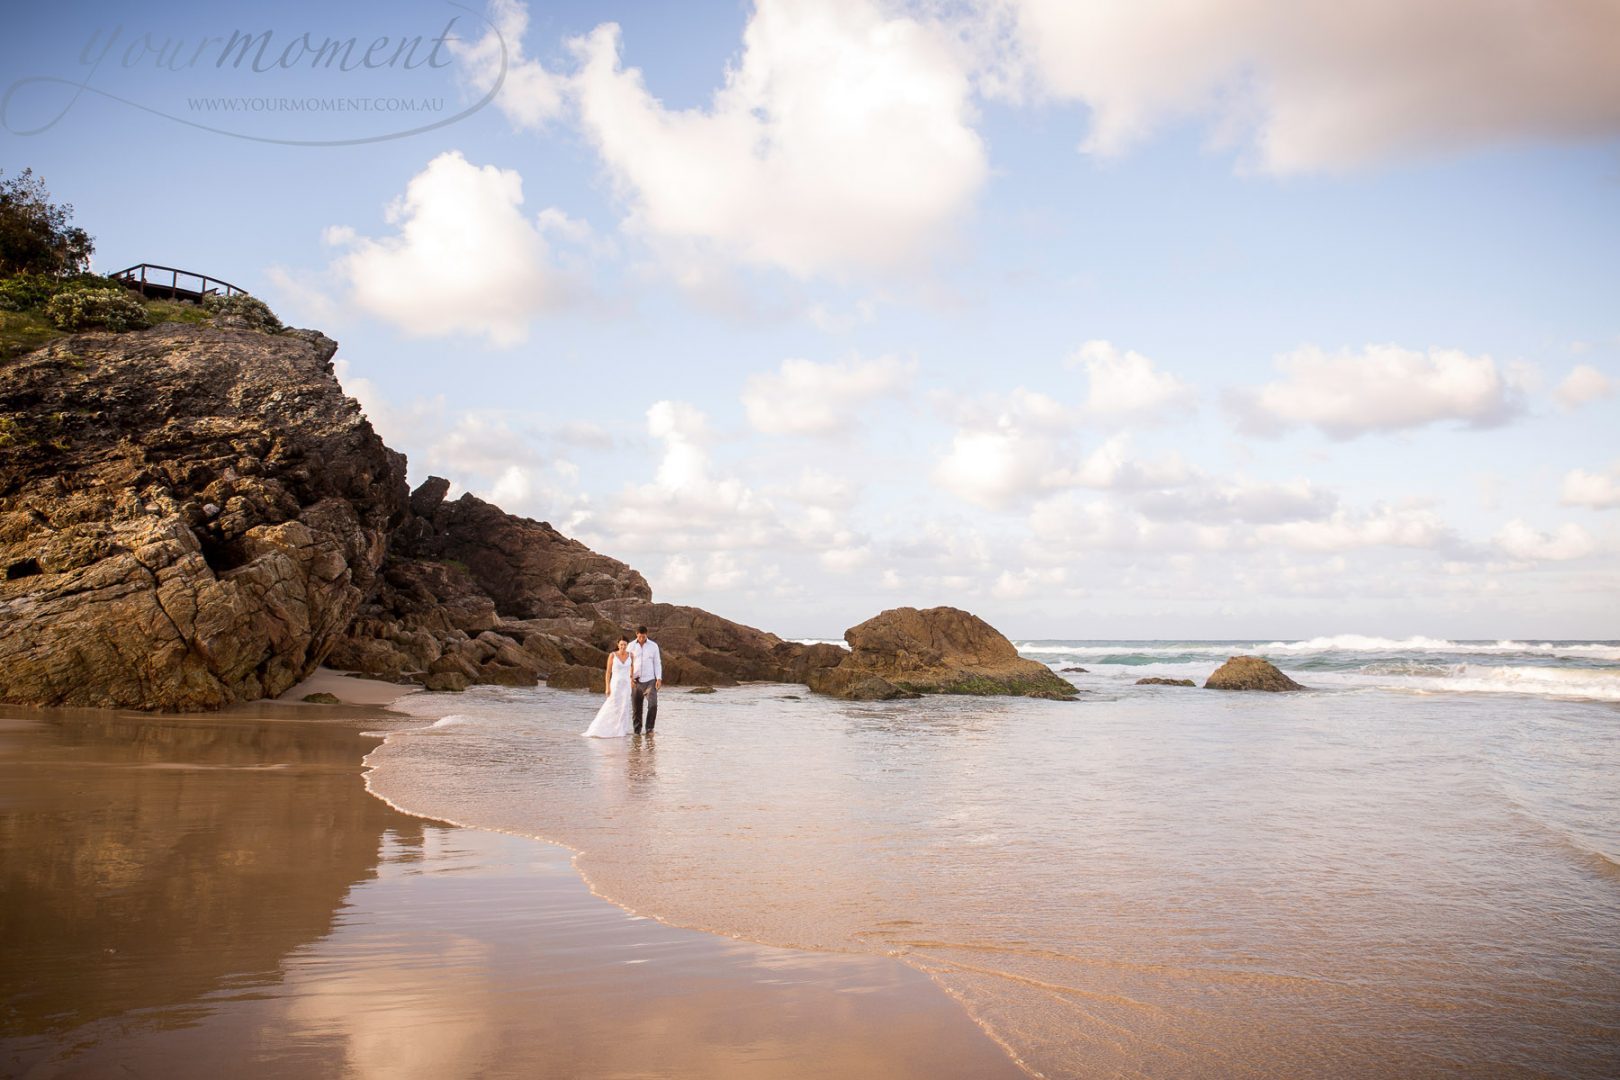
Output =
[
  {"x1": 1, "y1": 321, "x2": 1069, "y2": 710},
  {"x1": 0, "y1": 324, "x2": 405, "y2": 709}
]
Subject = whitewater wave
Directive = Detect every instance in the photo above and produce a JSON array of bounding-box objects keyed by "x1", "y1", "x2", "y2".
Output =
[
  {"x1": 1018, "y1": 637, "x2": 1620, "y2": 662},
  {"x1": 423, "y1": 714, "x2": 477, "y2": 730}
]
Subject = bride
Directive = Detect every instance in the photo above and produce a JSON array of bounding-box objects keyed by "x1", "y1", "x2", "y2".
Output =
[{"x1": 583, "y1": 637, "x2": 635, "y2": 738}]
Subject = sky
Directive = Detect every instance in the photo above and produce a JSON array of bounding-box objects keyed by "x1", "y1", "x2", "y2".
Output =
[{"x1": 3, "y1": 0, "x2": 1618, "y2": 639}]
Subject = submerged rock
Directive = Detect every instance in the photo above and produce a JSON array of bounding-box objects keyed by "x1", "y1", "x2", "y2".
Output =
[
  {"x1": 807, "y1": 665, "x2": 921, "y2": 701},
  {"x1": 688, "y1": 686, "x2": 716, "y2": 694},
  {"x1": 1136, "y1": 677, "x2": 1196, "y2": 687},
  {"x1": 1204, "y1": 656, "x2": 1305, "y2": 692},
  {"x1": 810, "y1": 606, "x2": 1076, "y2": 700}
]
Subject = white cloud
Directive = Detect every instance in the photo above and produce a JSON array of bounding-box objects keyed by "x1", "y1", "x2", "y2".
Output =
[
  {"x1": 821, "y1": 544, "x2": 873, "y2": 574},
  {"x1": 569, "y1": 0, "x2": 987, "y2": 277},
  {"x1": 1553, "y1": 364, "x2": 1616, "y2": 410},
  {"x1": 995, "y1": 0, "x2": 1620, "y2": 172},
  {"x1": 743, "y1": 354, "x2": 916, "y2": 435},
  {"x1": 701, "y1": 552, "x2": 748, "y2": 590},
  {"x1": 1071, "y1": 340, "x2": 1194, "y2": 422},
  {"x1": 327, "y1": 152, "x2": 581, "y2": 346},
  {"x1": 933, "y1": 388, "x2": 1197, "y2": 509},
  {"x1": 661, "y1": 554, "x2": 696, "y2": 592},
  {"x1": 1493, "y1": 519, "x2": 1598, "y2": 562},
  {"x1": 1026, "y1": 493, "x2": 1231, "y2": 553},
  {"x1": 482, "y1": 461, "x2": 586, "y2": 527},
  {"x1": 1072, "y1": 435, "x2": 1192, "y2": 491},
  {"x1": 451, "y1": 0, "x2": 565, "y2": 130},
  {"x1": 331, "y1": 358, "x2": 453, "y2": 469},
  {"x1": 991, "y1": 566, "x2": 1067, "y2": 600},
  {"x1": 587, "y1": 401, "x2": 777, "y2": 554},
  {"x1": 1136, "y1": 478, "x2": 1335, "y2": 525},
  {"x1": 934, "y1": 428, "x2": 1068, "y2": 510},
  {"x1": 783, "y1": 469, "x2": 859, "y2": 511},
  {"x1": 1232, "y1": 343, "x2": 1529, "y2": 438},
  {"x1": 1561, "y1": 464, "x2": 1620, "y2": 510},
  {"x1": 1255, "y1": 504, "x2": 1453, "y2": 553}
]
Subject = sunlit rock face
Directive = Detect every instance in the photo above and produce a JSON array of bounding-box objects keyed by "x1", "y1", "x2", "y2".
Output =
[
  {"x1": 0, "y1": 324, "x2": 407, "y2": 710},
  {"x1": 810, "y1": 606, "x2": 1076, "y2": 700}
]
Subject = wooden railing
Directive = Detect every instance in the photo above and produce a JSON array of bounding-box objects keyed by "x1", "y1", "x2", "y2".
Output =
[{"x1": 111, "y1": 264, "x2": 247, "y2": 302}]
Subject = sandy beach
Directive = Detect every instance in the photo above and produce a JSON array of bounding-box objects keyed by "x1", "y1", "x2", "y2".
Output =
[{"x1": 0, "y1": 674, "x2": 1022, "y2": 1080}]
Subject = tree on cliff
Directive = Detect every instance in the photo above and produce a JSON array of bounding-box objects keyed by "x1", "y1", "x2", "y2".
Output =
[{"x1": 0, "y1": 169, "x2": 94, "y2": 278}]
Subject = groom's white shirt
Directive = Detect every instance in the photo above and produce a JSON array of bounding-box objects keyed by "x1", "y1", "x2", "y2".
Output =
[{"x1": 629, "y1": 639, "x2": 662, "y2": 682}]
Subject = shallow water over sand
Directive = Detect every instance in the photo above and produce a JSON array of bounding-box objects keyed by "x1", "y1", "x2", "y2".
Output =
[
  {"x1": 0, "y1": 709, "x2": 1017, "y2": 1080},
  {"x1": 371, "y1": 669, "x2": 1620, "y2": 1078}
]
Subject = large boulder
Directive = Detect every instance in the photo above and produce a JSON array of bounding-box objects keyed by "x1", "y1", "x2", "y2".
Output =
[
  {"x1": 812, "y1": 606, "x2": 1076, "y2": 699},
  {"x1": 1204, "y1": 656, "x2": 1305, "y2": 692},
  {"x1": 0, "y1": 324, "x2": 406, "y2": 710},
  {"x1": 591, "y1": 599, "x2": 805, "y2": 684}
]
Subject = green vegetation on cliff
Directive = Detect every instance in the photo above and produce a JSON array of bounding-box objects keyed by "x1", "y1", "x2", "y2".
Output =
[{"x1": 0, "y1": 169, "x2": 280, "y2": 358}]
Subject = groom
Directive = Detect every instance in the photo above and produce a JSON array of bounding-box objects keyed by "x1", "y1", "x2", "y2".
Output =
[{"x1": 628, "y1": 625, "x2": 662, "y2": 734}]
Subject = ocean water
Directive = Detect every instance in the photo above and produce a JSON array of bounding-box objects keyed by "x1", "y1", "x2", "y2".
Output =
[{"x1": 364, "y1": 639, "x2": 1620, "y2": 1078}]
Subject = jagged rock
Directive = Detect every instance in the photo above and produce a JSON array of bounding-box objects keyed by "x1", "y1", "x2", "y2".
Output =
[
  {"x1": 779, "y1": 641, "x2": 848, "y2": 682},
  {"x1": 0, "y1": 324, "x2": 406, "y2": 710},
  {"x1": 324, "y1": 636, "x2": 415, "y2": 676},
  {"x1": 301, "y1": 692, "x2": 341, "y2": 703},
  {"x1": 409, "y1": 475, "x2": 450, "y2": 518},
  {"x1": 477, "y1": 662, "x2": 540, "y2": 687},
  {"x1": 1204, "y1": 656, "x2": 1305, "y2": 692},
  {"x1": 547, "y1": 664, "x2": 601, "y2": 691},
  {"x1": 1136, "y1": 677, "x2": 1196, "y2": 687},
  {"x1": 407, "y1": 487, "x2": 650, "y2": 618},
  {"x1": 810, "y1": 607, "x2": 1076, "y2": 700},
  {"x1": 417, "y1": 671, "x2": 469, "y2": 692}
]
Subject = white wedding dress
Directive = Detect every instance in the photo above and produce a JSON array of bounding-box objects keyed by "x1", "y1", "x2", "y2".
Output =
[{"x1": 583, "y1": 654, "x2": 634, "y2": 738}]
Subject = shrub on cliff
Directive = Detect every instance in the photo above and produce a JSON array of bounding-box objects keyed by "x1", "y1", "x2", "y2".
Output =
[
  {"x1": 45, "y1": 287, "x2": 152, "y2": 332},
  {"x1": 0, "y1": 169, "x2": 93, "y2": 278},
  {"x1": 0, "y1": 270, "x2": 115, "y2": 311},
  {"x1": 204, "y1": 293, "x2": 282, "y2": 333}
]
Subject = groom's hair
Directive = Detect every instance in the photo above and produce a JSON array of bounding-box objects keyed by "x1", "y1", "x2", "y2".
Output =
[{"x1": 636, "y1": 625, "x2": 648, "y2": 634}]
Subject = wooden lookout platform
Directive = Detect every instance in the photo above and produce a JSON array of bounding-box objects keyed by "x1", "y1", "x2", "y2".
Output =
[{"x1": 111, "y1": 264, "x2": 246, "y2": 304}]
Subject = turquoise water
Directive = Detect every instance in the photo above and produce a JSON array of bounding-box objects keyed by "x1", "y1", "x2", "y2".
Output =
[{"x1": 365, "y1": 640, "x2": 1620, "y2": 1078}]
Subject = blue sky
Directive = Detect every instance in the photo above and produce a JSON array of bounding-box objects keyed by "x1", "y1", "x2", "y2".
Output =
[{"x1": 4, "y1": 0, "x2": 1618, "y2": 638}]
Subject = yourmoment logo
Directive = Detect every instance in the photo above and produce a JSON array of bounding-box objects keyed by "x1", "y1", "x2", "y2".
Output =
[{"x1": 2, "y1": 2, "x2": 504, "y2": 146}]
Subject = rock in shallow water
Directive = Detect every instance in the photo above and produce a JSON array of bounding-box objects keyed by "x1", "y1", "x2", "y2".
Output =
[
  {"x1": 810, "y1": 606, "x2": 1075, "y2": 700},
  {"x1": 1136, "y1": 677, "x2": 1196, "y2": 687},
  {"x1": 1204, "y1": 656, "x2": 1305, "y2": 692}
]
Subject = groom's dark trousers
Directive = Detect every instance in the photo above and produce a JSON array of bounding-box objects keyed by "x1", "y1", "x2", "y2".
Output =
[{"x1": 633, "y1": 680, "x2": 658, "y2": 733}]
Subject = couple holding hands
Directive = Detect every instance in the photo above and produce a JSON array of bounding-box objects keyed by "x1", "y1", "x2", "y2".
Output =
[{"x1": 582, "y1": 626, "x2": 662, "y2": 738}]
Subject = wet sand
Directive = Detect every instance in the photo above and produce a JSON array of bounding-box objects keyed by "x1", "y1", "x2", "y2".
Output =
[{"x1": 0, "y1": 688, "x2": 1022, "y2": 1080}]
